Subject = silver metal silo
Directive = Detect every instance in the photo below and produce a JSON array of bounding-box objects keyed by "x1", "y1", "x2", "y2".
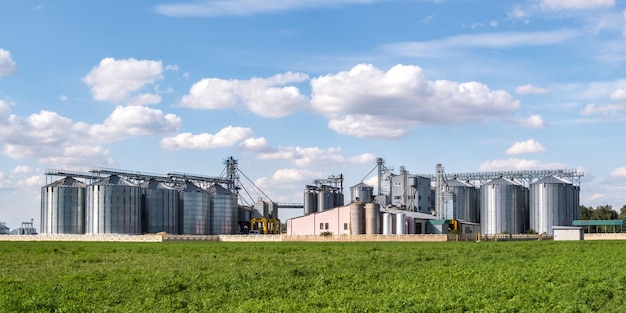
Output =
[
  {"x1": 396, "y1": 212, "x2": 406, "y2": 235},
  {"x1": 210, "y1": 184, "x2": 238, "y2": 235},
  {"x1": 350, "y1": 182, "x2": 373, "y2": 203},
  {"x1": 480, "y1": 177, "x2": 528, "y2": 235},
  {"x1": 529, "y1": 176, "x2": 579, "y2": 235},
  {"x1": 178, "y1": 181, "x2": 211, "y2": 235},
  {"x1": 303, "y1": 189, "x2": 318, "y2": 215},
  {"x1": 141, "y1": 179, "x2": 179, "y2": 234},
  {"x1": 86, "y1": 175, "x2": 142, "y2": 234},
  {"x1": 446, "y1": 179, "x2": 480, "y2": 223},
  {"x1": 41, "y1": 177, "x2": 86, "y2": 234}
]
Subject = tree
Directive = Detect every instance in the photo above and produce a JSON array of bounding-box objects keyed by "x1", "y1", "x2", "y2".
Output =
[
  {"x1": 591, "y1": 204, "x2": 618, "y2": 220},
  {"x1": 579, "y1": 205, "x2": 593, "y2": 220},
  {"x1": 619, "y1": 205, "x2": 626, "y2": 222}
]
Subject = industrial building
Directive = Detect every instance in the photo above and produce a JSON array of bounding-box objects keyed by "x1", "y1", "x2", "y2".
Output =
[{"x1": 287, "y1": 159, "x2": 582, "y2": 236}]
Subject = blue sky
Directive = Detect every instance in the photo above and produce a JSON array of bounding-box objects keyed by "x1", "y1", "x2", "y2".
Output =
[{"x1": 1, "y1": 0, "x2": 626, "y2": 229}]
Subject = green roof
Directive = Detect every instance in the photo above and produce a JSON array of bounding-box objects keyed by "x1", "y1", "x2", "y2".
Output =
[
  {"x1": 427, "y1": 219, "x2": 450, "y2": 225},
  {"x1": 572, "y1": 220, "x2": 624, "y2": 226}
]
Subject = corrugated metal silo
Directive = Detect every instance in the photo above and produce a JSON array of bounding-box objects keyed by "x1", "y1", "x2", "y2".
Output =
[
  {"x1": 480, "y1": 177, "x2": 528, "y2": 235},
  {"x1": 253, "y1": 199, "x2": 268, "y2": 218},
  {"x1": 41, "y1": 177, "x2": 86, "y2": 234},
  {"x1": 446, "y1": 179, "x2": 480, "y2": 222},
  {"x1": 351, "y1": 183, "x2": 373, "y2": 203},
  {"x1": 178, "y1": 181, "x2": 211, "y2": 235},
  {"x1": 141, "y1": 179, "x2": 179, "y2": 234},
  {"x1": 318, "y1": 190, "x2": 334, "y2": 212},
  {"x1": 210, "y1": 184, "x2": 238, "y2": 235},
  {"x1": 349, "y1": 202, "x2": 364, "y2": 234},
  {"x1": 365, "y1": 202, "x2": 380, "y2": 235},
  {"x1": 86, "y1": 175, "x2": 142, "y2": 234},
  {"x1": 396, "y1": 212, "x2": 406, "y2": 234},
  {"x1": 529, "y1": 176, "x2": 579, "y2": 235},
  {"x1": 382, "y1": 213, "x2": 392, "y2": 235},
  {"x1": 303, "y1": 189, "x2": 317, "y2": 215}
]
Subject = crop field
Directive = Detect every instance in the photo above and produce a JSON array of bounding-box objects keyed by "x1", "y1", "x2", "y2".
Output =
[{"x1": 1, "y1": 240, "x2": 625, "y2": 312}]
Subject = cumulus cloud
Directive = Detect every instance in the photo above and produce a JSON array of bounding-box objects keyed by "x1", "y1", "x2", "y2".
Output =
[
  {"x1": 0, "y1": 48, "x2": 17, "y2": 77},
  {"x1": 155, "y1": 0, "x2": 381, "y2": 17},
  {"x1": 253, "y1": 168, "x2": 325, "y2": 203},
  {"x1": 479, "y1": 158, "x2": 566, "y2": 171},
  {"x1": 178, "y1": 72, "x2": 309, "y2": 118},
  {"x1": 38, "y1": 146, "x2": 112, "y2": 168},
  {"x1": 17, "y1": 175, "x2": 45, "y2": 188},
  {"x1": 256, "y1": 145, "x2": 376, "y2": 167},
  {"x1": 541, "y1": 0, "x2": 614, "y2": 10},
  {"x1": 89, "y1": 106, "x2": 181, "y2": 140},
  {"x1": 610, "y1": 167, "x2": 626, "y2": 178},
  {"x1": 239, "y1": 137, "x2": 271, "y2": 152},
  {"x1": 12, "y1": 165, "x2": 32, "y2": 174},
  {"x1": 161, "y1": 126, "x2": 254, "y2": 150},
  {"x1": 83, "y1": 57, "x2": 163, "y2": 105},
  {"x1": 311, "y1": 64, "x2": 520, "y2": 138},
  {"x1": 610, "y1": 88, "x2": 626, "y2": 101},
  {"x1": 506, "y1": 139, "x2": 546, "y2": 155},
  {"x1": 516, "y1": 84, "x2": 550, "y2": 95},
  {"x1": 516, "y1": 114, "x2": 547, "y2": 129}
]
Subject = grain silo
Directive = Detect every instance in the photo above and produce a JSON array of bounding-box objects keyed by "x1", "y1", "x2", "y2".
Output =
[
  {"x1": 178, "y1": 181, "x2": 211, "y2": 235},
  {"x1": 303, "y1": 189, "x2": 318, "y2": 215},
  {"x1": 529, "y1": 176, "x2": 580, "y2": 235},
  {"x1": 350, "y1": 182, "x2": 373, "y2": 203},
  {"x1": 41, "y1": 176, "x2": 86, "y2": 234},
  {"x1": 141, "y1": 179, "x2": 179, "y2": 234},
  {"x1": 365, "y1": 202, "x2": 380, "y2": 235},
  {"x1": 318, "y1": 189, "x2": 334, "y2": 212},
  {"x1": 349, "y1": 201, "x2": 365, "y2": 234},
  {"x1": 86, "y1": 175, "x2": 142, "y2": 234},
  {"x1": 209, "y1": 184, "x2": 238, "y2": 235},
  {"x1": 446, "y1": 179, "x2": 480, "y2": 223},
  {"x1": 480, "y1": 177, "x2": 528, "y2": 235},
  {"x1": 396, "y1": 212, "x2": 406, "y2": 235}
]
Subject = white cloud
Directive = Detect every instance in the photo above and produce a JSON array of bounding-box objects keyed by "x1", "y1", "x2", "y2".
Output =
[
  {"x1": 580, "y1": 103, "x2": 625, "y2": 118},
  {"x1": 59, "y1": 94, "x2": 68, "y2": 101},
  {"x1": 384, "y1": 30, "x2": 580, "y2": 58},
  {"x1": 257, "y1": 145, "x2": 376, "y2": 167},
  {"x1": 155, "y1": 0, "x2": 381, "y2": 17},
  {"x1": 17, "y1": 175, "x2": 44, "y2": 188},
  {"x1": 610, "y1": 167, "x2": 626, "y2": 178},
  {"x1": 516, "y1": 114, "x2": 547, "y2": 129},
  {"x1": 83, "y1": 57, "x2": 163, "y2": 104},
  {"x1": 516, "y1": 84, "x2": 550, "y2": 95},
  {"x1": 311, "y1": 64, "x2": 520, "y2": 138},
  {"x1": 610, "y1": 88, "x2": 626, "y2": 101},
  {"x1": 252, "y1": 168, "x2": 325, "y2": 203},
  {"x1": 179, "y1": 72, "x2": 309, "y2": 118},
  {"x1": 479, "y1": 158, "x2": 567, "y2": 171},
  {"x1": 0, "y1": 49, "x2": 17, "y2": 77},
  {"x1": 12, "y1": 165, "x2": 32, "y2": 174},
  {"x1": 38, "y1": 145, "x2": 112, "y2": 168},
  {"x1": 541, "y1": 0, "x2": 614, "y2": 10},
  {"x1": 239, "y1": 137, "x2": 271, "y2": 152},
  {"x1": 160, "y1": 126, "x2": 254, "y2": 150},
  {"x1": 506, "y1": 139, "x2": 546, "y2": 155},
  {"x1": 89, "y1": 106, "x2": 180, "y2": 141}
]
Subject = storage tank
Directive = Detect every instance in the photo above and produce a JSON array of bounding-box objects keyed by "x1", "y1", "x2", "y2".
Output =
[
  {"x1": 253, "y1": 198, "x2": 268, "y2": 218},
  {"x1": 141, "y1": 179, "x2": 178, "y2": 234},
  {"x1": 382, "y1": 213, "x2": 392, "y2": 235},
  {"x1": 480, "y1": 177, "x2": 528, "y2": 235},
  {"x1": 365, "y1": 202, "x2": 380, "y2": 235},
  {"x1": 41, "y1": 177, "x2": 86, "y2": 234},
  {"x1": 334, "y1": 191, "x2": 344, "y2": 208},
  {"x1": 529, "y1": 176, "x2": 580, "y2": 235},
  {"x1": 210, "y1": 184, "x2": 238, "y2": 235},
  {"x1": 86, "y1": 175, "x2": 142, "y2": 234},
  {"x1": 396, "y1": 212, "x2": 406, "y2": 235},
  {"x1": 349, "y1": 202, "x2": 364, "y2": 234},
  {"x1": 303, "y1": 189, "x2": 317, "y2": 215},
  {"x1": 318, "y1": 190, "x2": 334, "y2": 212},
  {"x1": 351, "y1": 183, "x2": 373, "y2": 203},
  {"x1": 446, "y1": 179, "x2": 480, "y2": 223},
  {"x1": 178, "y1": 181, "x2": 211, "y2": 235}
]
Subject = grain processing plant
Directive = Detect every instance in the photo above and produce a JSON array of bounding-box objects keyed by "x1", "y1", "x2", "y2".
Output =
[{"x1": 287, "y1": 158, "x2": 583, "y2": 237}]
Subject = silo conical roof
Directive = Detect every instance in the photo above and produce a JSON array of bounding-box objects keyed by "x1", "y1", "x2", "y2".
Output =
[
  {"x1": 533, "y1": 175, "x2": 572, "y2": 185},
  {"x1": 209, "y1": 184, "x2": 231, "y2": 195},
  {"x1": 446, "y1": 178, "x2": 476, "y2": 187},
  {"x1": 180, "y1": 180, "x2": 206, "y2": 193},
  {"x1": 91, "y1": 175, "x2": 136, "y2": 186},
  {"x1": 141, "y1": 179, "x2": 176, "y2": 190},
  {"x1": 484, "y1": 177, "x2": 520, "y2": 186},
  {"x1": 45, "y1": 176, "x2": 87, "y2": 188}
]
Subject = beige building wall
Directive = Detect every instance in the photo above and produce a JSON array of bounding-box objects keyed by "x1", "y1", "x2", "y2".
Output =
[{"x1": 287, "y1": 205, "x2": 352, "y2": 235}]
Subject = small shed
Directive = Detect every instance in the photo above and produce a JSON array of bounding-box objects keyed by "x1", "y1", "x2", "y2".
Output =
[
  {"x1": 427, "y1": 220, "x2": 450, "y2": 234},
  {"x1": 553, "y1": 226, "x2": 584, "y2": 241}
]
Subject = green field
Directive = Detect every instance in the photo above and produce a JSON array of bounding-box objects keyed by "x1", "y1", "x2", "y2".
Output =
[{"x1": 1, "y1": 240, "x2": 624, "y2": 312}]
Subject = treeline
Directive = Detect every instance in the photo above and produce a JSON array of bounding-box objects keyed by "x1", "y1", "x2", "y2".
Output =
[{"x1": 579, "y1": 205, "x2": 626, "y2": 221}]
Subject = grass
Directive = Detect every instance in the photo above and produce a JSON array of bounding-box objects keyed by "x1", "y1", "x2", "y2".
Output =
[{"x1": 1, "y1": 240, "x2": 625, "y2": 312}]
